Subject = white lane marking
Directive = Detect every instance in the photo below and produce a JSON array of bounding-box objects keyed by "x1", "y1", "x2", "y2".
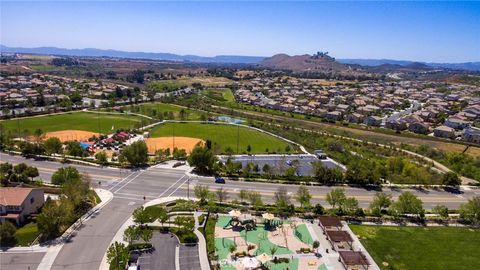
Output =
[
  {"x1": 113, "y1": 171, "x2": 146, "y2": 194},
  {"x1": 166, "y1": 176, "x2": 190, "y2": 197},
  {"x1": 157, "y1": 175, "x2": 186, "y2": 198},
  {"x1": 114, "y1": 195, "x2": 145, "y2": 201},
  {"x1": 128, "y1": 201, "x2": 136, "y2": 205},
  {"x1": 108, "y1": 171, "x2": 136, "y2": 191}
]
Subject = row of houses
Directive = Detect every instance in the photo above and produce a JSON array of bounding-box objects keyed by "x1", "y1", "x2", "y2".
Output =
[{"x1": 235, "y1": 77, "x2": 480, "y2": 144}]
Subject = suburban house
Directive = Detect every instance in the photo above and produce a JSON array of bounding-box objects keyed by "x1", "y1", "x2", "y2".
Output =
[
  {"x1": 346, "y1": 113, "x2": 364, "y2": 124},
  {"x1": 386, "y1": 118, "x2": 408, "y2": 131},
  {"x1": 462, "y1": 128, "x2": 480, "y2": 144},
  {"x1": 408, "y1": 122, "x2": 430, "y2": 135},
  {"x1": 434, "y1": 125, "x2": 456, "y2": 139},
  {"x1": 325, "y1": 111, "x2": 343, "y2": 121},
  {"x1": 0, "y1": 187, "x2": 45, "y2": 225},
  {"x1": 445, "y1": 117, "x2": 470, "y2": 130},
  {"x1": 363, "y1": 116, "x2": 383, "y2": 127}
]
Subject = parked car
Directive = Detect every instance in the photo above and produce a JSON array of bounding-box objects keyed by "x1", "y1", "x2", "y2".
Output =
[
  {"x1": 215, "y1": 176, "x2": 226, "y2": 184},
  {"x1": 173, "y1": 161, "x2": 186, "y2": 168}
]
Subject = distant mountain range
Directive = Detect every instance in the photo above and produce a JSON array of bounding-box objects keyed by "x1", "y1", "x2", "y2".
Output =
[
  {"x1": 338, "y1": 58, "x2": 480, "y2": 71},
  {"x1": 1, "y1": 45, "x2": 479, "y2": 71},
  {"x1": 0, "y1": 44, "x2": 264, "y2": 64}
]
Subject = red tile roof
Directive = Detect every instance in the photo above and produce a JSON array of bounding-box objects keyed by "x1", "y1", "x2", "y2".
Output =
[{"x1": 0, "y1": 187, "x2": 34, "y2": 206}]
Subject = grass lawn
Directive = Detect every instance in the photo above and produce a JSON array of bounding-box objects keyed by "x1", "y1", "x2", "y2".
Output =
[
  {"x1": 350, "y1": 225, "x2": 480, "y2": 270},
  {"x1": 15, "y1": 222, "x2": 40, "y2": 246},
  {"x1": 0, "y1": 112, "x2": 146, "y2": 135},
  {"x1": 131, "y1": 102, "x2": 203, "y2": 120},
  {"x1": 149, "y1": 122, "x2": 295, "y2": 154},
  {"x1": 294, "y1": 224, "x2": 314, "y2": 245},
  {"x1": 203, "y1": 89, "x2": 235, "y2": 104}
]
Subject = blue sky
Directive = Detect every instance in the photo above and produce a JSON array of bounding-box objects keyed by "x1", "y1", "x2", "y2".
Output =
[{"x1": 1, "y1": 1, "x2": 479, "y2": 62}]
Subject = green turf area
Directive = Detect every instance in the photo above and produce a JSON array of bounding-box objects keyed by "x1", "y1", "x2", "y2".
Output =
[
  {"x1": 264, "y1": 259, "x2": 299, "y2": 270},
  {"x1": 0, "y1": 112, "x2": 146, "y2": 135},
  {"x1": 240, "y1": 226, "x2": 293, "y2": 256},
  {"x1": 294, "y1": 224, "x2": 314, "y2": 245},
  {"x1": 149, "y1": 122, "x2": 295, "y2": 154},
  {"x1": 350, "y1": 225, "x2": 480, "y2": 270},
  {"x1": 15, "y1": 222, "x2": 39, "y2": 246},
  {"x1": 203, "y1": 89, "x2": 235, "y2": 104},
  {"x1": 216, "y1": 237, "x2": 236, "y2": 260},
  {"x1": 130, "y1": 102, "x2": 203, "y2": 120}
]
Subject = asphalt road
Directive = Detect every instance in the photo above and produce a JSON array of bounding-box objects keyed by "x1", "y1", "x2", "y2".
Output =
[
  {"x1": 0, "y1": 252, "x2": 46, "y2": 270},
  {"x1": 51, "y1": 167, "x2": 187, "y2": 270},
  {"x1": 185, "y1": 176, "x2": 478, "y2": 209},
  {"x1": 2, "y1": 154, "x2": 479, "y2": 270}
]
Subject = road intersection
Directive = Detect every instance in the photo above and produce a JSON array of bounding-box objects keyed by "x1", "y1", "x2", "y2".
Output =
[{"x1": 1, "y1": 153, "x2": 478, "y2": 270}]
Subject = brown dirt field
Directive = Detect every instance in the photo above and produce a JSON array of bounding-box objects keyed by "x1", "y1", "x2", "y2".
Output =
[
  {"x1": 145, "y1": 137, "x2": 204, "y2": 154},
  {"x1": 44, "y1": 130, "x2": 99, "y2": 142}
]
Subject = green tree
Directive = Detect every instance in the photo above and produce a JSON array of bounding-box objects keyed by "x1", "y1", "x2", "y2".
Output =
[
  {"x1": 174, "y1": 216, "x2": 195, "y2": 232},
  {"x1": 390, "y1": 191, "x2": 424, "y2": 217},
  {"x1": 274, "y1": 187, "x2": 291, "y2": 213},
  {"x1": 247, "y1": 191, "x2": 263, "y2": 209},
  {"x1": 368, "y1": 192, "x2": 393, "y2": 216},
  {"x1": 0, "y1": 221, "x2": 17, "y2": 246},
  {"x1": 187, "y1": 144, "x2": 217, "y2": 174},
  {"x1": 123, "y1": 225, "x2": 140, "y2": 244},
  {"x1": 140, "y1": 227, "x2": 153, "y2": 243},
  {"x1": 326, "y1": 188, "x2": 346, "y2": 209},
  {"x1": 132, "y1": 206, "x2": 156, "y2": 225},
  {"x1": 194, "y1": 185, "x2": 212, "y2": 204},
  {"x1": 61, "y1": 173, "x2": 91, "y2": 212},
  {"x1": 342, "y1": 197, "x2": 359, "y2": 216},
  {"x1": 442, "y1": 172, "x2": 461, "y2": 186},
  {"x1": 459, "y1": 196, "x2": 480, "y2": 225},
  {"x1": 107, "y1": 241, "x2": 129, "y2": 270},
  {"x1": 24, "y1": 166, "x2": 39, "y2": 182},
  {"x1": 51, "y1": 166, "x2": 81, "y2": 185},
  {"x1": 37, "y1": 200, "x2": 73, "y2": 239},
  {"x1": 262, "y1": 164, "x2": 272, "y2": 178},
  {"x1": 95, "y1": 151, "x2": 108, "y2": 165},
  {"x1": 65, "y1": 141, "x2": 87, "y2": 157},
  {"x1": 432, "y1": 204, "x2": 449, "y2": 220},
  {"x1": 120, "y1": 141, "x2": 148, "y2": 167},
  {"x1": 295, "y1": 185, "x2": 312, "y2": 209}
]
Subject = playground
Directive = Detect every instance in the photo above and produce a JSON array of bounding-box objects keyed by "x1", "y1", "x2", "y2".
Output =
[{"x1": 214, "y1": 214, "x2": 328, "y2": 270}]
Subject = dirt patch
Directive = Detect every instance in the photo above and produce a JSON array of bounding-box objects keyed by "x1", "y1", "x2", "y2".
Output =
[
  {"x1": 44, "y1": 130, "x2": 99, "y2": 142},
  {"x1": 145, "y1": 137, "x2": 203, "y2": 154}
]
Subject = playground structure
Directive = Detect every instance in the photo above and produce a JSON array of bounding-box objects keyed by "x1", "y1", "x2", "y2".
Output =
[{"x1": 214, "y1": 215, "x2": 325, "y2": 270}]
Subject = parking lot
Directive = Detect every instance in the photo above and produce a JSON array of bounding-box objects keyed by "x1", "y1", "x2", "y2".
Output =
[
  {"x1": 135, "y1": 231, "x2": 201, "y2": 270},
  {"x1": 218, "y1": 154, "x2": 342, "y2": 176}
]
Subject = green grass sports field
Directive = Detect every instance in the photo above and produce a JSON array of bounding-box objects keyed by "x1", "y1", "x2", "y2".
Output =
[
  {"x1": 350, "y1": 225, "x2": 480, "y2": 270},
  {"x1": 149, "y1": 122, "x2": 295, "y2": 154},
  {"x1": 131, "y1": 102, "x2": 203, "y2": 120},
  {"x1": 0, "y1": 112, "x2": 146, "y2": 134}
]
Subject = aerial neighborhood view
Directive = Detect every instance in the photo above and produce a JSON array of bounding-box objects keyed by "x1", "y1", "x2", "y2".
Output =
[{"x1": 1, "y1": 1, "x2": 480, "y2": 270}]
